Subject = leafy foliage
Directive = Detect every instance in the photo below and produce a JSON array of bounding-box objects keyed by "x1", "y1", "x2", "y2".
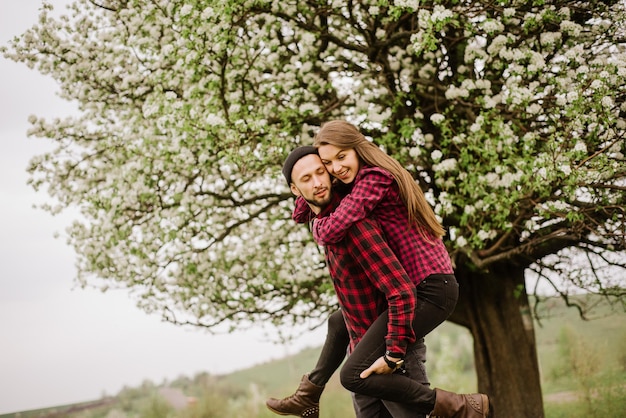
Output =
[{"x1": 2, "y1": 0, "x2": 625, "y2": 335}]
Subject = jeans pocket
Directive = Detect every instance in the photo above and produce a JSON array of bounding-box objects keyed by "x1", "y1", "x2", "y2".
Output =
[{"x1": 416, "y1": 274, "x2": 459, "y2": 312}]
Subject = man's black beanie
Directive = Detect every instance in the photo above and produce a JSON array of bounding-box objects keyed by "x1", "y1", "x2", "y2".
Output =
[{"x1": 282, "y1": 146, "x2": 319, "y2": 185}]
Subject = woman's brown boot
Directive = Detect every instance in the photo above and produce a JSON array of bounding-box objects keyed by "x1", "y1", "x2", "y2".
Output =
[
  {"x1": 266, "y1": 374, "x2": 324, "y2": 417},
  {"x1": 430, "y1": 388, "x2": 492, "y2": 418}
]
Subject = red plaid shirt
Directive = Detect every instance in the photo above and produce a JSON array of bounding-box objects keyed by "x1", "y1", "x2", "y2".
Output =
[
  {"x1": 312, "y1": 195, "x2": 417, "y2": 354},
  {"x1": 310, "y1": 166, "x2": 453, "y2": 285}
]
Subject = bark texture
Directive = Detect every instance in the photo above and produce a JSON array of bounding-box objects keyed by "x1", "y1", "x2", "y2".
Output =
[{"x1": 451, "y1": 262, "x2": 544, "y2": 418}]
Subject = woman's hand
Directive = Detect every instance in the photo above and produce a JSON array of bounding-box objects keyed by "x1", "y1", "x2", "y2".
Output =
[{"x1": 359, "y1": 355, "x2": 395, "y2": 379}]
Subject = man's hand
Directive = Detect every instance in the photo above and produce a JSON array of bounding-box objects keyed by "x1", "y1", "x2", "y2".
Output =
[{"x1": 359, "y1": 355, "x2": 396, "y2": 379}]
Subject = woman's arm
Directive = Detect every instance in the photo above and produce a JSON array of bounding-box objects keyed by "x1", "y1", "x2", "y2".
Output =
[
  {"x1": 313, "y1": 167, "x2": 394, "y2": 245},
  {"x1": 292, "y1": 195, "x2": 314, "y2": 224}
]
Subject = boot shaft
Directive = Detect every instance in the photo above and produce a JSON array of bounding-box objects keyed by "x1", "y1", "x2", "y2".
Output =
[
  {"x1": 431, "y1": 388, "x2": 491, "y2": 418},
  {"x1": 266, "y1": 374, "x2": 324, "y2": 418}
]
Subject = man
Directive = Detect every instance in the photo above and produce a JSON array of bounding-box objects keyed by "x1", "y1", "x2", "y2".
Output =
[{"x1": 276, "y1": 146, "x2": 430, "y2": 418}]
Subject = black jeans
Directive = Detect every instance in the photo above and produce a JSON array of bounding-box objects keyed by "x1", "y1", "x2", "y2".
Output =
[
  {"x1": 341, "y1": 274, "x2": 459, "y2": 414},
  {"x1": 308, "y1": 308, "x2": 350, "y2": 386},
  {"x1": 309, "y1": 311, "x2": 430, "y2": 418},
  {"x1": 309, "y1": 274, "x2": 459, "y2": 415},
  {"x1": 351, "y1": 340, "x2": 429, "y2": 418}
]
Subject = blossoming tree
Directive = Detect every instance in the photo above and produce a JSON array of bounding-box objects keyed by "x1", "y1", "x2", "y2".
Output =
[{"x1": 3, "y1": 0, "x2": 625, "y2": 416}]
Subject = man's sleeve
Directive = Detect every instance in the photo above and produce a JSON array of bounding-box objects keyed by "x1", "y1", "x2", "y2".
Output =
[{"x1": 349, "y1": 218, "x2": 417, "y2": 355}]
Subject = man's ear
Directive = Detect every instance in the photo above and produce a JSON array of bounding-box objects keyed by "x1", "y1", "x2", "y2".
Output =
[{"x1": 290, "y1": 183, "x2": 301, "y2": 197}]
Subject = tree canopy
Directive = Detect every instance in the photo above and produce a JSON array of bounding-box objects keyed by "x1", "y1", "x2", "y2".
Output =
[{"x1": 3, "y1": 0, "x2": 625, "y2": 334}]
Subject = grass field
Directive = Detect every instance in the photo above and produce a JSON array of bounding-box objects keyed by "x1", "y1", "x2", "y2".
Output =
[{"x1": 2, "y1": 295, "x2": 625, "y2": 418}]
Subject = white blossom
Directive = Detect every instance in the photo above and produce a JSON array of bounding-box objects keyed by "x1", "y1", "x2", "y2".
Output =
[
  {"x1": 417, "y1": 9, "x2": 431, "y2": 29},
  {"x1": 484, "y1": 172, "x2": 499, "y2": 186},
  {"x1": 558, "y1": 7, "x2": 571, "y2": 19},
  {"x1": 566, "y1": 91, "x2": 579, "y2": 103},
  {"x1": 526, "y1": 103, "x2": 542, "y2": 114},
  {"x1": 540, "y1": 32, "x2": 561, "y2": 47},
  {"x1": 537, "y1": 167, "x2": 547, "y2": 179},
  {"x1": 430, "y1": 113, "x2": 445, "y2": 125},
  {"x1": 299, "y1": 103, "x2": 318, "y2": 113},
  {"x1": 431, "y1": 5, "x2": 453, "y2": 23},
  {"x1": 436, "y1": 192, "x2": 454, "y2": 215},
  {"x1": 528, "y1": 52, "x2": 546, "y2": 72},
  {"x1": 431, "y1": 149, "x2": 443, "y2": 162},
  {"x1": 180, "y1": 4, "x2": 193, "y2": 17},
  {"x1": 445, "y1": 85, "x2": 470, "y2": 100},
  {"x1": 500, "y1": 172, "x2": 521, "y2": 188},
  {"x1": 411, "y1": 128, "x2": 424, "y2": 144},
  {"x1": 434, "y1": 158, "x2": 457, "y2": 172},
  {"x1": 483, "y1": 96, "x2": 497, "y2": 109},
  {"x1": 418, "y1": 63, "x2": 436, "y2": 79},
  {"x1": 162, "y1": 44, "x2": 175, "y2": 56},
  {"x1": 475, "y1": 79, "x2": 491, "y2": 91},
  {"x1": 142, "y1": 102, "x2": 159, "y2": 117},
  {"x1": 206, "y1": 114, "x2": 225, "y2": 126},
  {"x1": 574, "y1": 141, "x2": 587, "y2": 153},
  {"x1": 201, "y1": 7, "x2": 215, "y2": 19},
  {"x1": 409, "y1": 147, "x2": 421, "y2": 158},
  {"x1": 503, "y1": 8, "x2": 516, "y2": 18},
  {"x1": 477, "y1": 230, "x2": 491, "y2": 241},
  {"x1": 560, "y1": 20, "x2": 582, "y2": 37},
  {"x1": 601, "y1": 96, "x2": 613, "y2": 108},
  {"x1": 395, "y1": 0, "x2": 420, "y2": 10},
  {"x1": 576, "y1": 65, "x2": 589, "y2": 75},
  {"x1": 483, "y1": 19, "x2": 504, "y2": 34},
  {"x1": 487, "y1": 35, "x2": 508, "y2": 56},
  {"x1": 559, "y1": 164, "x2": 572, "y2": 176},
  {"x1": 589, "y1": 79, "x2": 604, "y2": 90}
]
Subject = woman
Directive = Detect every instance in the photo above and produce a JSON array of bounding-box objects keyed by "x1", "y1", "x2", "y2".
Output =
[{"x1": 267, "y1": 120, "x2": 491, "y2": 418}]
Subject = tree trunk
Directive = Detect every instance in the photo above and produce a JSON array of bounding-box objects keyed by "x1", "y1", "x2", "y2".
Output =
[{"x1": 450, "y1": 261, "x2": 544, "y2": 418}]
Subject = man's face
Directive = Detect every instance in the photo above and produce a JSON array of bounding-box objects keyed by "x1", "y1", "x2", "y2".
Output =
[{"x1": 290, "y1": 154, "x2": 333, "y2": 210}]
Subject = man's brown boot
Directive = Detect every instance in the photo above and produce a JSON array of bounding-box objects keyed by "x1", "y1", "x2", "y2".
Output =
[
  {"x1": 266, "y1": 374, "x2": 324, "y2": 417},
  {"x1": 430, "y1": 388, "x2": 492, "y2": 418}
]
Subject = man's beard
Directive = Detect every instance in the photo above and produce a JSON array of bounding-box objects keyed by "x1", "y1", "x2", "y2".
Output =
[{"x1": 303, "y1": 191, "x2": 331, "y2": 209}]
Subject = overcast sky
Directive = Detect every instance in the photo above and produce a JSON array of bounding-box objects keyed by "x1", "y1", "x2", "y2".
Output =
[{"x1": 0, "y1": 1, "x2": 324, "y2": 414}]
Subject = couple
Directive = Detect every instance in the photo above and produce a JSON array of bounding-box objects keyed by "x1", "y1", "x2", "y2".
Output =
[{"x1": 267, "y1": 120, "x2": 492, "y2": 418}]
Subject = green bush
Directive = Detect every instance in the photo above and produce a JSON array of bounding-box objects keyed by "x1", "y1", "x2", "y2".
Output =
[{"x1": 137, "y1": 394, "x2": 174, "y2": 418}]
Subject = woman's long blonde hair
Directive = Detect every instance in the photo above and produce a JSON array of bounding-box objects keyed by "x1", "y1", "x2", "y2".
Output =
[{"x1": 314, "y1": 119, "x2": 445, "y2": 239}]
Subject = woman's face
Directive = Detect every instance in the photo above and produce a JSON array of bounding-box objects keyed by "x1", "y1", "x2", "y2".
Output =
[{"x1": 318, "y1": 144, "x2": 361, "y2": 184}]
